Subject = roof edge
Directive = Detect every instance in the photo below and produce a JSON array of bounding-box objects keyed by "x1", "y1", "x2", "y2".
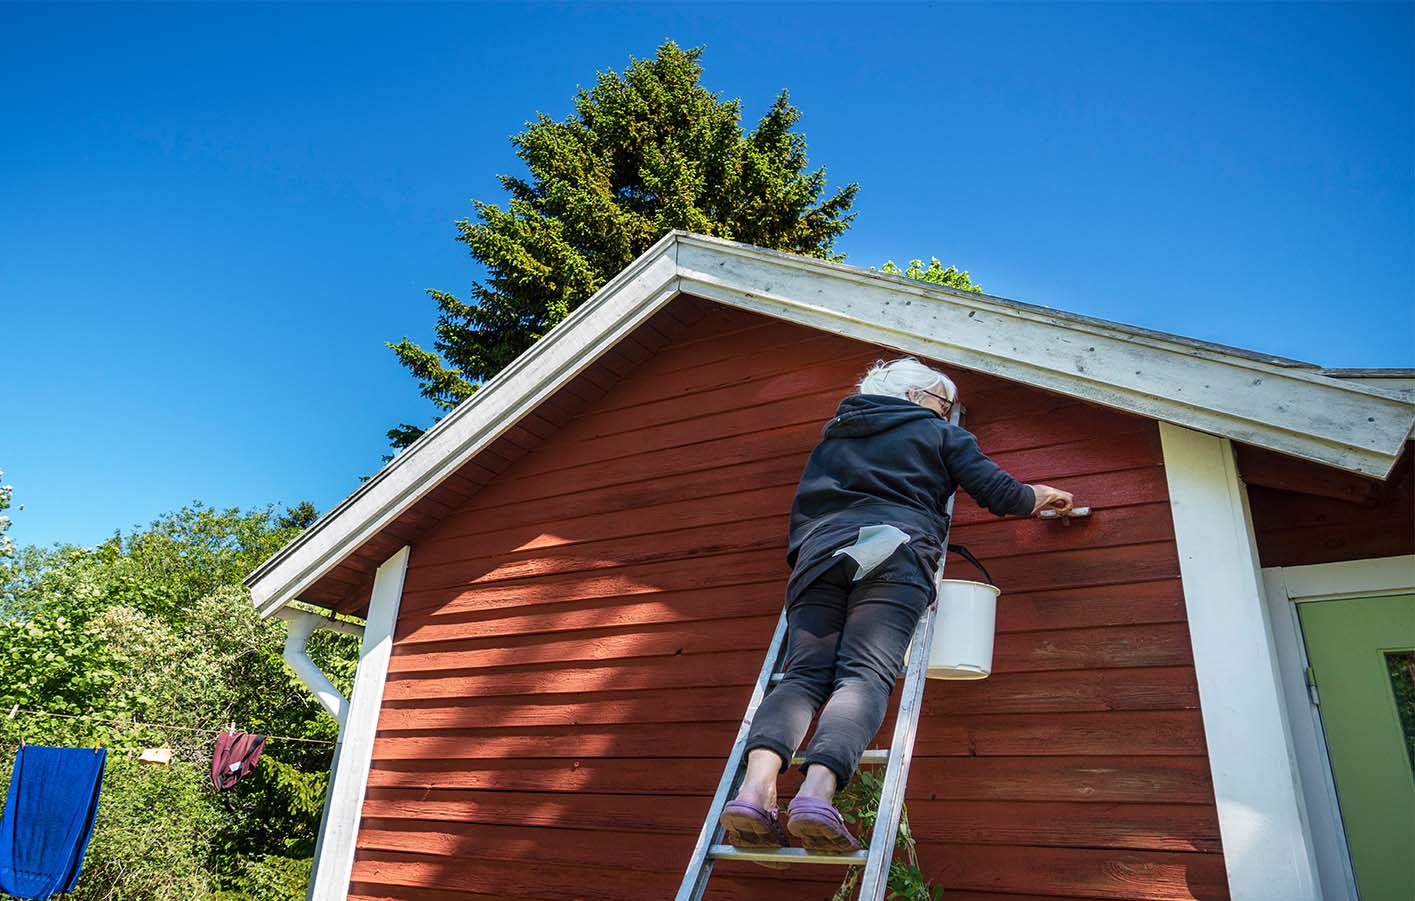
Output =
[
  {"x1": 670, "y1": 231, "x2": 1325, "y2": 370},
  {"x1": 671, "y1": 233, "x2": 1415, "y2": 477},
  {"x1": 244, "y1": 231, "x2": 683, "y2": 615},
  {"x1": 246, "y1": 230, "x2": 1415, "y2": 617}
]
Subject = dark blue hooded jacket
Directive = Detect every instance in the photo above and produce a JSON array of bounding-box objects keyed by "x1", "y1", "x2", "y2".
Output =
[{"x1": 783, "y1": 394, "x2": 1035, "y2": 604}]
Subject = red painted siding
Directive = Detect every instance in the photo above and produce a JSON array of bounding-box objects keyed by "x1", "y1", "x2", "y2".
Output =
[
  {"x1": 1242, "y1": 442, "x2": 1414, "y2": 568},
  {"x1": 301, "y1": 300, "x2": 712, "y2": 613},
  {"x1": 352, "y1": 297, "x2": 1226, "y2": 900}
]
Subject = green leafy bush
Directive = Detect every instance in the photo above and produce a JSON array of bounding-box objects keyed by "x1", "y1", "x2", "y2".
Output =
[
  {"x1": 830, "y1": 767, "x2": 944, "y2": 901},
  {"x1": 0, "y1": 501, "x2": 354, "y2": 899}
]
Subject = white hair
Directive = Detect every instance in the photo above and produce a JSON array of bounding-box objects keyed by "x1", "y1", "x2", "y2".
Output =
[{"x1": 856, "y1": 357, "x2": 957, "y2": 403}]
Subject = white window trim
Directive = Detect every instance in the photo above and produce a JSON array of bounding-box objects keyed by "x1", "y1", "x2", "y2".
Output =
[
  {"x1": 1261, "y1": 554, "x2": 1415, "y2": 901},
  {"x1": 1158, "y1": 423, "x2": 1323, "y2": 901},
  {"x1": 308, "y1": 545, "x2": 410, "y2": 901}
]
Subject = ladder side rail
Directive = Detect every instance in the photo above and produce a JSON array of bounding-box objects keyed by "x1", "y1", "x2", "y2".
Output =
[
  {"x1": 855, "y1": 599, "x2": 938, "y2": 898},
  {"x1": 857, "y1": 403, "x2": 966, "y2": 900},
  {"x1": 676, "y1": 606, "x2": 792, "y2": 901}
]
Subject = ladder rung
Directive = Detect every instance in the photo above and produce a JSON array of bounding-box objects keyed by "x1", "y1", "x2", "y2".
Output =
[
  {"x1": 708, "y1": 845, "x2": 868, "y2": 866},
  {"x1": 770, "y1": 670, "x2": 906, "y2": 684},
  {"x1": 789, "y1": 748, "x2": 889, "y2": 767}
]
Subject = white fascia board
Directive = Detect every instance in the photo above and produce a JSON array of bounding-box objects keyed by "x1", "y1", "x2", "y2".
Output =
[
  {"x1": 1320, "y1": 370, "x2": 1415, "y2": 404},
  {"x1": 246, "y1": 230, "x2": 1413, "y2": 619},
  {"x1": 245, "y1": 234, "x2": 681, "y2": 617},
  {"x1": 1159, "y1": 423, "x2": 1322, "y2": 901},
  {"x1": 674, "y1": 234, "x2": 1415, "y2": 478}
]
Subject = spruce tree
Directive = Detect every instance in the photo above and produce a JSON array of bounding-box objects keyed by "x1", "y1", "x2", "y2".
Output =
[{"x1": 387, "y1": 40, "x2": 858, "y2": 448}]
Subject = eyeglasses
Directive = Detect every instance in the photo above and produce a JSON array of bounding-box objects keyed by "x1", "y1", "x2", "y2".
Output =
[{"x1": 918, "y1": 389, "x2": 956, "y2": 413}]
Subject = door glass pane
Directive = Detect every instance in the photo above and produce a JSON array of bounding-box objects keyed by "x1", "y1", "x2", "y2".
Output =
[{"x1": 1386, "y1": 650, "x2": 1415, "y2": 780}]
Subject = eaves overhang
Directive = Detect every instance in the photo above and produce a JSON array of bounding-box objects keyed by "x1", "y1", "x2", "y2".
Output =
[{"x1": 245, "y1": 230, "x2": 1415, "y2": 617}]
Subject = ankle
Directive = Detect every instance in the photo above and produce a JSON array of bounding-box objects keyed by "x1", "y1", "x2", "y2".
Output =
[
  {"x1": 795, "y1": 784, "x2": 833, "y2": 804},
  {"x1": 797, "y1": 766, "x2": 839, "y2": 803},
  {"x1": 735, "y1": 783, "x2": 777, "y2": 808}
]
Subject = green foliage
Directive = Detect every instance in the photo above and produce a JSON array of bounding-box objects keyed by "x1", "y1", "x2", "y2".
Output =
[
  {"x1": 830, "y1": 767, "x2": 944, "y2": 901},
  {"x1": 214, "y1": 854, "x2": 311, "y2": 901},
  {"x1": 1387, "y1": 651, "x2": 1415, "y2": 779},
  {"x1": 69, "y1": 757, "x2": 227, "y2": 901},
  {"x1": 387, "y1": 39, "x2": 858, "y2": 448},
  {"x1": 0, "y1": 499, "x2": 354, "y2": 899},
  {"x1": 878, "y1": 258, "x2": 983, "y2": 294},
  {"x1": 276, "y1": 501, "x2": 319, "y2": 531}
]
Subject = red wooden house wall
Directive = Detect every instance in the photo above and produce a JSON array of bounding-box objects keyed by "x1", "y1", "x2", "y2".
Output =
[
  {"x1": 347, "y1": 297, "x2": 1227, "y2": 901},
  {"x1": 1241, "y1": 441, "x2": 1414, "y2": 568}
]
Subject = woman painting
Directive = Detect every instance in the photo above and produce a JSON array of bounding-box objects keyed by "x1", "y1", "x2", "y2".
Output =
[{"x1": 719, "y1": 357, "x2": 1074, "y2": 857}]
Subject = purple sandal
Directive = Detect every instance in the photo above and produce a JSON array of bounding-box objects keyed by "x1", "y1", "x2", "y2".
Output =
[
  {"x1": 719, "y1": 800, "x2": 790, "y2": 869},
  {"x1": 785, "y1": 796, "x2": 862, "y2": 853}
]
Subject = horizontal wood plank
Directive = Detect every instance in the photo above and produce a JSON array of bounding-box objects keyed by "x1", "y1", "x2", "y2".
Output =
[
  {"x1": 908, "y1": 710, "x2": 1207, "y2": 757},
  {"x1": 400, "y1": 547, "x2": 787, "y2": 617},
  {"x1": 395, "y1": 582, "x2": 787, "y2": 645},
  {"x1": 906, "y1": 755, "x2": 1216, "y2": 805},
  {"x1": 363, "y1": 753, "x2": 1215, "y2": 806},
  {"x1": 365, "y1": 756, "x2": 733, "y2": 796},
  {"x1": 356, "y1": 819, "x2": 696, "y2": 872},
  {"x1": 992, "y1": 622, "x2": 1195, "y2": 672},
  {"x1": 376, "y1": 667, "x2": 1198, "y2": 733},
  {"x1": 996, "y1": 579, "x2": 1186, "y2": 633},
  {"x1": 903, "y1": 800, "x2": 1221, "y2": 852},
  {"x1": 352, "y1": 850, "x2": 836, "y2": 901},
  {"x1": 387, "y1": 614, "x2": 779, "y2": 674},
  {"x1": 370, "y1": 710, "x2": 1206, "y2": 761},
  {"x1": 918, "y1": 842, "x2": 1229, "y2": 900},
  {"x1": 350, "y1": 883, "x2": 542, "y2": 901},
  {"x1": 381, "y1": 650, "x2": 764, "y2": 701}
]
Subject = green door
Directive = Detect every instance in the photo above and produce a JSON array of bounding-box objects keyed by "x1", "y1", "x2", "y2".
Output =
[{"x1": 1298, "y1": 594, "x2": 1415, "y2": 900}]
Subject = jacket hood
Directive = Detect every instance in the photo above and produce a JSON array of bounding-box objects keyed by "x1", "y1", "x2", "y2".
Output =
[{"x1": 822, "y1": 394, "x2": 940, "y2": 439}]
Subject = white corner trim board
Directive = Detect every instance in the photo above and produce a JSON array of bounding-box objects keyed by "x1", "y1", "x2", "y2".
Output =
[
  {"x1": 1158, "y1": 423, "x2": 1322, "y2": 901},
  {"x1": 1260, "y1": 554, "x2": 1415, "y2": 901},
  {"x1": 308, "y1": 546, "x2": 410, "y2": 901}
]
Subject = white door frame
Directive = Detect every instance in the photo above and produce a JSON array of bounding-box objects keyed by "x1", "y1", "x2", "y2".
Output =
[{"x1": 1260, "y1": 554, "x2": 1415, "y2": 901}]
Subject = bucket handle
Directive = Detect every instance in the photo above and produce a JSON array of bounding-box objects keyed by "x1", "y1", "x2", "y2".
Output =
[{"x1": 945, "y1": 543, "x2": 994, "y2": 586}]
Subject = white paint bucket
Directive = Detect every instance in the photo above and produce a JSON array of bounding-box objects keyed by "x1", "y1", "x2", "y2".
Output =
[{"x1": 911, "y1": 578, "x2": 1000, "y2": 680}]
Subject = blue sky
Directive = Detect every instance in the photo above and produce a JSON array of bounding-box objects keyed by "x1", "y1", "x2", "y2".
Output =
[{"x1": 3, "y1": 2, "x2": 1412, "y2": 550}]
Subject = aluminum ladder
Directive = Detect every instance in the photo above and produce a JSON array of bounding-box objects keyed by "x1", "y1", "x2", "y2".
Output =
[{"x1": 676, "y1": 410, "x2": 963, "y2": 901}]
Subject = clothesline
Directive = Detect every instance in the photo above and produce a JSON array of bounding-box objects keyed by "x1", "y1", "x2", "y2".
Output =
[
  {"x1": 0, "y1": 712, "x2": 290, "y2": 893},
  {"x1": 5, "y1": 707, "x2": 335, "y2": 745}
]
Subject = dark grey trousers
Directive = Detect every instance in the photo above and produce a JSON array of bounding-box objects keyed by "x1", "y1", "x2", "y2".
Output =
[{"x1": 744, "y1": 545, "x2": 934, "y2": 787}]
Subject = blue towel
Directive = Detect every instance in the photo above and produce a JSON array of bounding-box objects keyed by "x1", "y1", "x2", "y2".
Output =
[{"x1": 0, "y1": 745, "x2": 107, "y2": 899}]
